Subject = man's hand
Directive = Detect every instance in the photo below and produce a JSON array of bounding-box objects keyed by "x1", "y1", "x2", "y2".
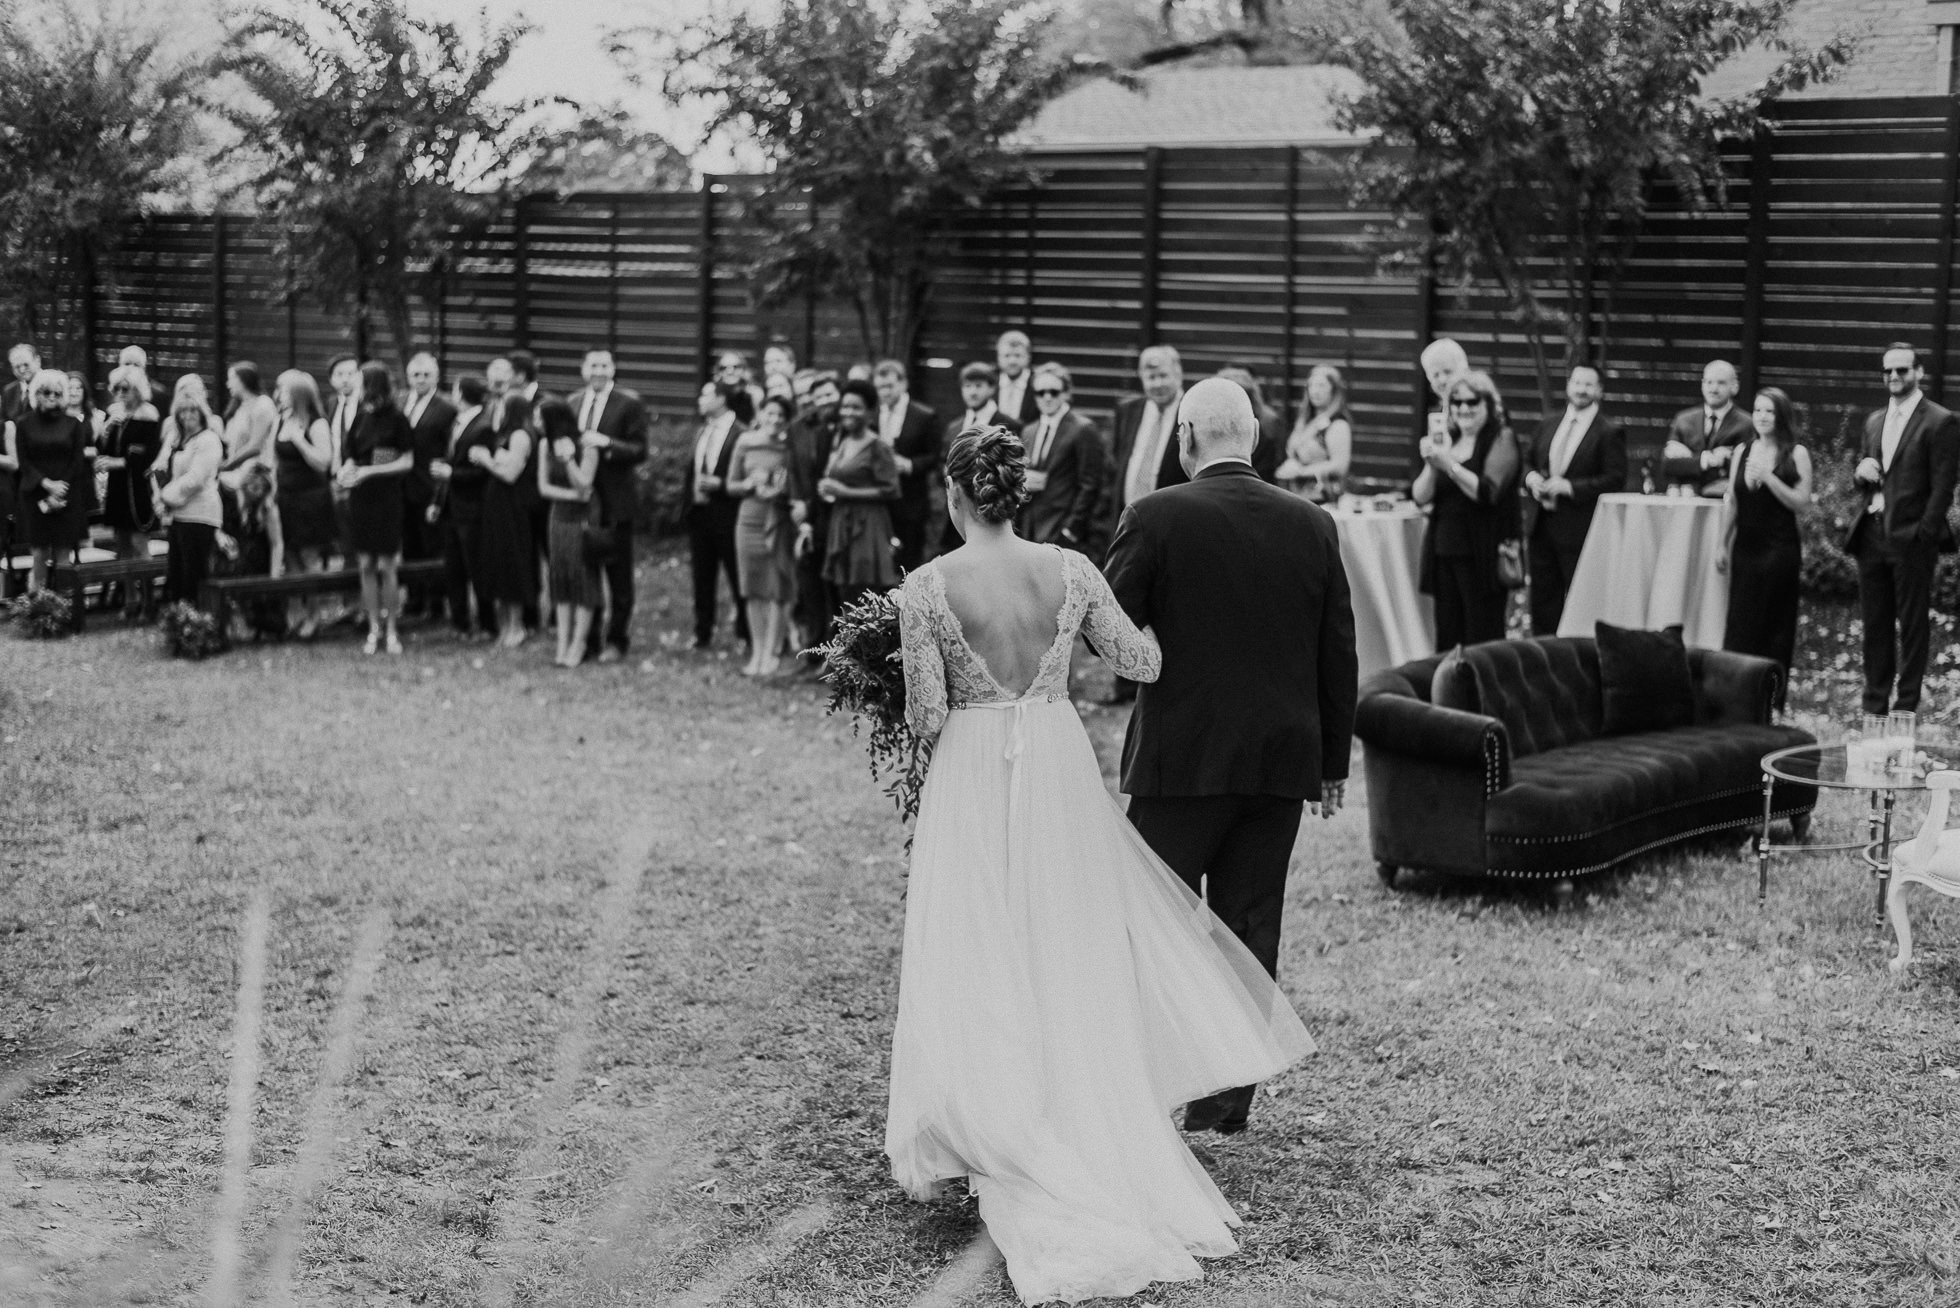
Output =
[
  {"x1": 580, "y1": 431, "x2": 611, "y2": 450},
  {"x1": 1310, "y1": 780, "x2": 1346, "y2": 819},
  {"x1": 1701, "y1": 445, "x2": 1734, "y2": 469},
  {"x1": 893, "y1": 454, "x2": 914, "y2": 476},
  {"x1": 1856, "y1": 457, "x2": 1882, "y2": 487},
  {"x1": 1663, "y1": 439, "x2": 1693, "y2": 461}
]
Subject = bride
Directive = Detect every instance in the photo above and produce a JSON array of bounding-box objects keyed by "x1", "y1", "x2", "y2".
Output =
[{"x1": 887, "y1": 426, "x2": 1314, "y2": 1304}]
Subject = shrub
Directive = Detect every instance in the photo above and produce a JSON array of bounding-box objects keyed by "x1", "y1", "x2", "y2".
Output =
[
  {"x1": 636, "y1": 414, "x2": 697, "y2": 539},
  {"x1": 5, "y1": 589, "x2": 74, "y2": 638}
]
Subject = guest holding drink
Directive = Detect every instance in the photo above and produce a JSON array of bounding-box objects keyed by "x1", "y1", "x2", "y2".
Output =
[
  {"x1": 536, "y1": 398, "x2": 602, "y2": 668},
  {"x1": 475, "y1": 377, "x2": 535, "y2": 648},
  {"x1": 730, "y1": 394, "x2": 798, "y2": 676},
  {"x1": 820, "y1": 378, "x2": 901, "y2": 606},
  {"x1": 1277, "y1": 364, "x2": 1354, "y2": 503},
  {"x1": 10, "y1": 371, "x2": 92, "y2": 592},
  {"x1": 271, "y1": 370, "x2": 337, "y2": 639},
  {"x1": 96, "y1": 365, "x2": 163, "y2": 612},
  {"x1": 1720, "y1": 387, "x2": 1813, "y2": 709},
  {"x1": 154, "y1": 396, "x2": 223, "y2": 606},
  {"x1": 1413, "y1": 370, "x2": 1521, "y2": 650},
  {"x1": 336, "y1": 361, "x2": 414, "y2": 656}
]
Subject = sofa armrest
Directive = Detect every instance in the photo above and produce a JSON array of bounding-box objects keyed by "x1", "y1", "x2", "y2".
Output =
[
  {"x1": 1355, "y1": 693, "x2": 1512, "y2": 795},
  {"x1": 1690, "y1": 649, "x2": 1781, "y2": 727}
]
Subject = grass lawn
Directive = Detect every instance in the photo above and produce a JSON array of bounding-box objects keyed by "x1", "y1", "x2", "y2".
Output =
[{"x1": 3, "y1": 556, "x2": 1958, "y2": 1307}]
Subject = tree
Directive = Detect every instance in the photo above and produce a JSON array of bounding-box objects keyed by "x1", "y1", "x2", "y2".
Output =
[
  {"x1": 0, "y1": 0, "x2": 205, "y2": 369},
  {"x1": 216, "y1": 0, "x2": 605, "y2": 368},
  {"x1": 1324, "y1": 0, "x2": 1854, "y2": 410},
  {"x1": 640, "y1": 0, "x2": 1092, "y2": 364}
]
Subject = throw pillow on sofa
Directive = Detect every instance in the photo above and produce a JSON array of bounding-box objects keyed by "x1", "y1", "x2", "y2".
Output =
[
  {"x1": 1431, "y1": 646, "x2": 1478, "y2": 712},
  {"x1": 1595, "y1": 621, "x2": 1694, "y2": 735}
]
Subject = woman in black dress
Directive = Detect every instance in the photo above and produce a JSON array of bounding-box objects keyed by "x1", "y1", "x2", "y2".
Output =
[
  {"x1": 1721, "y1": 386, "x2": 1812, "y2": 709},
  {"x1": 8, "y1": 370, "x2": 92, "y2": 592},
  {"x1": 335, "y1": 362, "x2": 414, "y2": 655},
  {"x1": 96, "y1": 365, "x2": 163, "y2": 615},
  {"x1": 472, "y1": 387, "x2": 535, "y2": 649},
  {"x1": 272, "y1": 369, "x2": 337, "y2": 639},
  {"x1": 1412, "y1": 369, "x2": 1521, "y2": 650}
]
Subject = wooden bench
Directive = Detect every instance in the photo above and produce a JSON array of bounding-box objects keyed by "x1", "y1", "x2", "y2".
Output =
[
  {"x1": 47, "y1": 557, "x2": 171, "y2": 631},
  {"x1": 200, "y1": 559, "x2": 447, "y2": 629}
]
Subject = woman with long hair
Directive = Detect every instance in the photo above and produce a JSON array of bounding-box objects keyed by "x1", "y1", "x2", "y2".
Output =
[
  {"x1": 96, "y1": 365, "x2": 164, "y2": 612},
  {"x1": 1277, "y1": 364, "x2": 1353, "y2": 503},
  {"x1": 1721, "y1": 386, "x2": 1812, "y2": 707},
  {"x1": 336, "y1": 361, "x2": 414, "y2": 655},
  {"x1": 475, "y1": 377, "x2": 535, "y2": 649},
  {"x1": 272, "y1": 369, "x2": 337, "y2": 638},
  {"x1": 1412, "y1": 369, "x2": 1521, "y2": 650},
  {"x1": 154, "y1": 395, "x2": 224, "y2": 606},
  {"x1": 818, "y1": 379, "x2": 901, "y2": 607},
  {"x1": 729, "y1": 393, "x2": 798, "y2": 675},
  {"x1": 220, "y1": 361, "x2": 279, "y2": 475},
  {"x1": 535, "y1": 397, "x2": 602, "y2": 666}
]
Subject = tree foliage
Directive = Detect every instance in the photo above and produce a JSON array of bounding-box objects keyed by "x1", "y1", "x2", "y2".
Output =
[
  {"x1": 1323, "y1": 0, "x2": 1855, "y2": 410},
  {"x1": 0, "y1": 0, "x2": 205, "y2": 366},
  {"x1": 216, "y1": 0, "x2": 608, "y2": 368},
  {"x1": 643, "y1": 0, "x2": 1093, "y2": 364}
]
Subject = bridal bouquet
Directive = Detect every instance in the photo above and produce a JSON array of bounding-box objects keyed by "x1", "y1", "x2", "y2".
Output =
[{"x1": 813, "y1": 590, "x2": 933, "y2": 826}]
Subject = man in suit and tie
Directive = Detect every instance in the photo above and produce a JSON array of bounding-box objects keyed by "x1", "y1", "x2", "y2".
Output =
[
  {"x1": 688, "y1": 378, "x2": 750, "y2": 651},
  {"x1": 572, "y1": 348, "x2": 650, "y2": 662},
  {"x1": 789, "y1": 374, "x2": 842, "y2": 657},
  {"x1": 1849, "y1": 342, "x2": 1960, "y2": 714},
  {"x1": 3, "y1": 343, "x2": 39, "y2": 424},
  {"x1": 1100, "y1": 344, "x2": 1187, "y2": 702},
  {"x1": 993, "y1": 330, "x2": 1037, "y2": 429},
  {"x1": 434, "y1": 374, "x2": 497, "y2": 639},
  {"x1": 1662, "y1": 359, "x2": 1751, "y2": 496},
  {"x1": 872, "y1": 359, "x2": 940, "y2": 571},
  {"x1": 950, "y1": 361, "x2": 999, "y2": 436},
  {"x1": 1016, "y1": 363, "x2": 1107, "y2": 554},
  {"x1": 399, "y1": 351, "x2": 459, "y2": 619},
  {"x1": 1104, "y1": 377, "x2": 1357, "y2": 1136},
  {"x1": 1524, "y1": 363, "x2": 1627, "y2": 636}
]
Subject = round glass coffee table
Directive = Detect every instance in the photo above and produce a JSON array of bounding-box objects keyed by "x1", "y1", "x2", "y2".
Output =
[{"x1": 1758, "y1": 742, "x2": 1938, "y2": 923}]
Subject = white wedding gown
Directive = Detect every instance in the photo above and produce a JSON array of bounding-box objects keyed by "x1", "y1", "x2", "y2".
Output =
[{"x1": 887, "y1": 547, "x2": 1315, "y2": 1305}]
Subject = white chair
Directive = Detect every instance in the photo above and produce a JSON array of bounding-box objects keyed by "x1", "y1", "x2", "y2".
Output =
[{"x1": 1887, "y1": 770, "x2": 1960, "y2": 971}]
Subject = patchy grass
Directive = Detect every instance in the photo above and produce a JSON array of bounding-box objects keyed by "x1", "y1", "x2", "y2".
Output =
[{"x1": 2, "y1": 550, "x2": 1957, "y2": 1307}]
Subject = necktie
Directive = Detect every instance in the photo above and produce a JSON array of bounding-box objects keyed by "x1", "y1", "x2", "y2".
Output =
[
  {"x1": 1883, "y1": 403, "x2": 1907, "y2": 470},
  {"x1": 1130, "y1": 404, "x2": 1174, "y2": 505},
  {"x1": 1704, "y1": 409, "x2": 1717, "y2": 441},
  {"x1": 1551, "y1": 411, "x2": 1580, "y2": 477},
  {"x1": 491, "y1": 398, "x2": 505, "y2": 432},
  {"x1": 1033, "y1": 419, "x2": 1055, "y2": 467},
  {"x1": 582, "y1": 388, "x2": 602, "y2": 432}
]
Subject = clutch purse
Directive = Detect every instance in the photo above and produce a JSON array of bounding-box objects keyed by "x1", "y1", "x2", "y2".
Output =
[{"x1": 1497, "y1": 538, "x2": 1527, "y2": 590}]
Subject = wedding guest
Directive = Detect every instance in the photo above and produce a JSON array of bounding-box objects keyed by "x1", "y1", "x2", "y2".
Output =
[
  {"x1": 336, "y1": 362, "x2": 414, "y2": 655},
  {"x1": 730, "y1": 394, "x2": 798, "y2": 676},
  {"x1": 324, "y1": 354, "x2": 361, "y2": 461},
  {"x1": 1419, "y1": 338, "x2": 1470, "y2": 441},
  {"x1": 1278, "y1": 365, "x2": 1354, "y2": 503},
  {"x1": 1214, "y1": 362, "x2": 1284, "y2": 482},
  {"x1": 873, "y1": 359, "x2": 940, "y2": 570},
  {"x1": 536, "y1": 398, "x2": 602, "y2": 667},
  {"x1": 716, "y1": 349, "x2": 766, "y2": 415},
  {"x1": 994, "y1": 330, "x2": 1036, "y2": 428},
  {"x1": 474, "y1": 369, "x2": 534, "y2": 648},
  {"x1": 400, "y1": 351, "x2": 458, "y2": 619},
  {"x1": 1664, "y1": 359, "x2": 1750, "y2": 496},
  {"x1": 154, "y1": 395, "x2": 223, "y2": 606},
  {"x1": 763, "y1": 343, "x2": 797, "y2": 390},
  {"x1": 570, "y1": 348, "x2": 649, "y2": 662},
  {"x1": 790, "y1": 367, "x2": 821, "y2": 416},
  {"x1": 436, "y1": 375, "x2": 497, "y2": 639},
  {"x1": 788, "y1": 374, "x2": 842, "y2": 655},
  {"x1": 219, "y1": 362, "x2": 278, "y2": 475},
  {"x1": 952, "y1": 362, "x2": 999, "y2": 434},
  {"x1": 3, "y1": 344, "x2": 39, "y2": 423},
  {"x1": 687, "y1": 379, "x2": 749, "y2": 650},
  {"x1": 1414, "y1": 370, "x2": 1520, "y2": 650},
  {"x1": 845, "y1": 361, "x2": 873, "y2": 383},
  {"x1": 1524, "y1": 363, "x2": 1626, "y2": 636},
  {"x1": 1721, "y1": 387, "x2": 1812, "y2": 708},
  {"x1": 64, "y1": 373, "x2": 105, "y2": 440},
  {"x1": 1848, "y1": 342, "x2": 1960, "y2": 714},
  {"x1": 215, "y1": 463, "x2": 285, "y2": 640},
  {"x1": 96, "y1": 366, "x2": 163, "y2": 615},
  {"x1": 10, "y1": 371, "x2": 91, "y2": 592},
  {"x1": 1016, "y1": 363, "x2": 1106, "y2": 554},
  {"x1": 1107, "y1": 345, "x2": 1187, "y2": 547},
  {"x1": 821, "y1": 378, "x2": 901, "y2": 607},
  {"x1": 506, "y1": 349, "x2": 550, "y2": 632},
  {"x1": 118, "y1": 346, "x2": 146, "y2": 371},
  {"x1": 271, "y1": 369, "x2": 337, "y2": 639}
]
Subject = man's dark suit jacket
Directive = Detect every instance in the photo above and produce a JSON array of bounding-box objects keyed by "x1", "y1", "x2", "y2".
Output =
[
  {"x1": 2, "y1": 380, "x2": 26, "y2": 424},
  {"x1": 571, "y1": 385, "x2": 651, "y2": 528},
  {"x1": 402, "y1": 391, "x2": 459, "y2": 514},
  {"x1": 1104, "y1": 462, "x2": 1358, "y2": 800},
  {"x1": 788, "y1": 409, "x2": 840, "y2": 510},
  {"x1": 684, "y1": 418, "x2": 747, "y2": 534},
  {"x1": 1846, "y1": 394, "x2": 1960, "y2": 556},
  {"x1": 1525, "y1": 407, "x2": 1628, "y2": 551},
  {"x1": 884, "y1": 397, "x2": 940, "y2": 525},
  {"x1": 444, "y1": 407, "x2": 495, "y2": 526},
  {"x1": 1016, "y1": 408, "x2": 1107, "y2": 553},
  {"x1": 1662, "y1": 404, "x2": 1751, "y2": 495},
  {"x1": 1104, "y1": 393, "x2": 1188, "y2": 546}
]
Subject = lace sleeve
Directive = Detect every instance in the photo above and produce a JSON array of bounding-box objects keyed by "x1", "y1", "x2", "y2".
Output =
[
  {"x1": 1077, "y1": 555, "x2": 1161, "y2": 683},
  {"x1": 899, "y1": 570, "x2": 949, "y2": 738}
]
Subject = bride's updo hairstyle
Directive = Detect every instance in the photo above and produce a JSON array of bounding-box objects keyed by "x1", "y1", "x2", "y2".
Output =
[{"x1": 945, "y1": 425, "x2": 1029, "y2": 524}]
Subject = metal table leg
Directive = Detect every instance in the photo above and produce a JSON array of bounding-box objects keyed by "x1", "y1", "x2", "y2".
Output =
[
  {"x1": 1877, "y1": 789, "x2": 1896, "y2": 927},
  {"x1": 1758, "y1": 771, "x2": 1775, "y2": 904}
]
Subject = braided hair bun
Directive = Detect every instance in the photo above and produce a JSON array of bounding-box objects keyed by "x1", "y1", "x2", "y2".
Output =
[{"x1": 946, "y1": 425, "x2": 1029, "y2": 524}]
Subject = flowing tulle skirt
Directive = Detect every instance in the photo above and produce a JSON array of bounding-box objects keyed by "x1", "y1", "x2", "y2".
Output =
[{"x1": 886, "y1": 698, "x2": 1315, "y2": 1305}]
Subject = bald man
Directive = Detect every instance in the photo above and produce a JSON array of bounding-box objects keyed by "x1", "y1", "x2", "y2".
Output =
[
  {"x1": 1662, "y1": 360, "x2": 1750, "y2": 496},
  {"x1": 1102, "y1": 377, "x2": 1358, "y2": 1137}
]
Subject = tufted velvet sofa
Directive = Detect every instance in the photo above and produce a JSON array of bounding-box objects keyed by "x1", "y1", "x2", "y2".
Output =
[{"x1": 1355, "y1": 637, "x2": 1818, "y2": 889}]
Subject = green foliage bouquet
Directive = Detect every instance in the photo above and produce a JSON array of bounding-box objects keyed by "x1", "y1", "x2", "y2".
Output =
[
  {"x1": 5, "y1": 589, "x2": 73, "y2": 639},
  {"x1": 814, "y1": 590, "x2": 933, "y2": 825},
  {"x1": 157, "y1": 601, "x2": 229, "y2": 660}
]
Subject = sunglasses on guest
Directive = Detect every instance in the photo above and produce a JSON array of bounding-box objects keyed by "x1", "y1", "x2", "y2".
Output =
[
  {"x1": 1033, "y1": 386, "x2": 1066, "y2": 398},
  {"x1": 1449, "y1": 395, "x2": 1486, "y2": 408}
]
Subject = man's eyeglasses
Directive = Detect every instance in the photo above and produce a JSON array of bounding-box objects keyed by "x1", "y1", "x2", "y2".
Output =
[{"x1": 1032, "y1": 388, "x2": 1065, "y2": 398}]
